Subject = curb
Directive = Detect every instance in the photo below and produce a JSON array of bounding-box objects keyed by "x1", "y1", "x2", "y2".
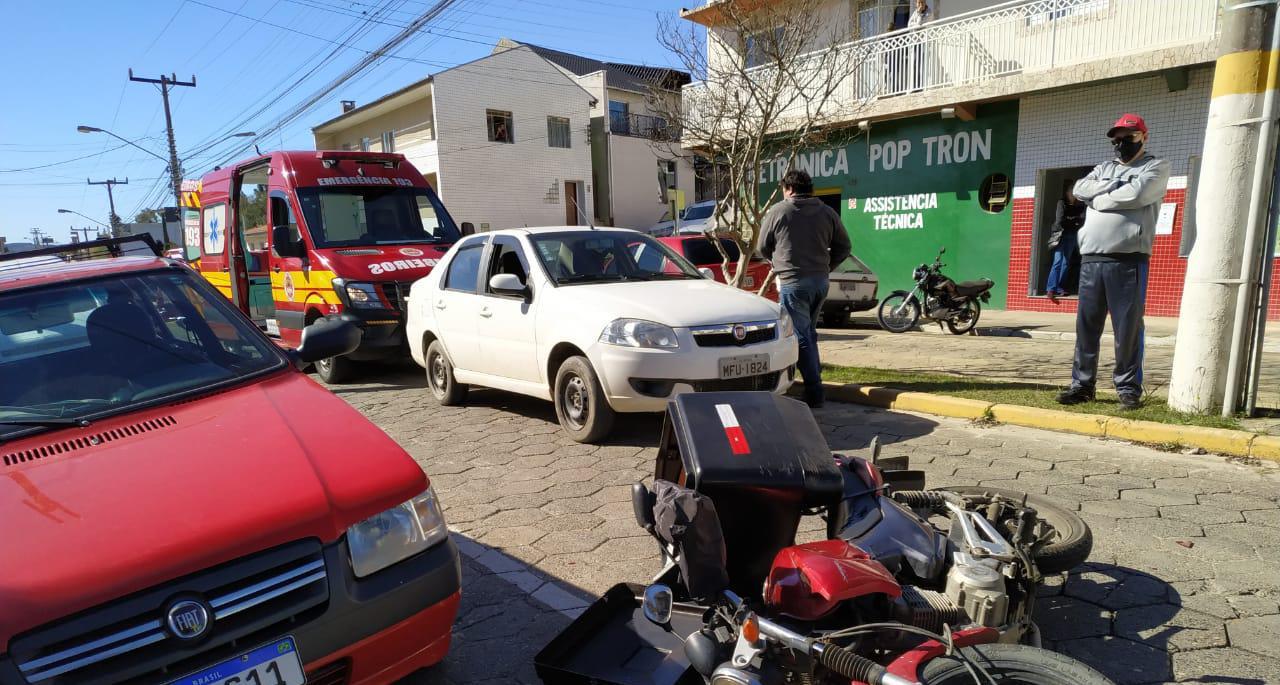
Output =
[
  {"x1": 825, "y1": 381, "x2": 1279, "y2": 463},
  {"x1": 905, "y1": 324, "x2": 1280, "y2": 354}
]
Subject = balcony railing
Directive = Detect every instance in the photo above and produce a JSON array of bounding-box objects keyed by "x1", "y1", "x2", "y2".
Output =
[
  {"x1": 610, "y1": 111, "x2": 681, "y2": 141},
  {"x1": 684, "y1": 0, "x2": 1219, "y2": 131}
]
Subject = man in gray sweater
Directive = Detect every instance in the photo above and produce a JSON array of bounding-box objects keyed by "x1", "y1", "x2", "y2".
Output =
[
  {"x1": 1058, "y1": 113, "x2": 1170, "y2": 409},
  {"x1": 760, "y1": 169, "x2": 852, "y2": 408}
]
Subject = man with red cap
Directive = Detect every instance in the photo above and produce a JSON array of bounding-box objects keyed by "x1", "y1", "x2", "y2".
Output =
[{"x1": 1057, "y1": 113, "x2": 1170, "y2": 410}]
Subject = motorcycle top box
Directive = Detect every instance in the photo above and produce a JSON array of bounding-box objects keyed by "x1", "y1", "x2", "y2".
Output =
[{"x1": 654, "y1": 392, "x2": 844, "y2": 596}]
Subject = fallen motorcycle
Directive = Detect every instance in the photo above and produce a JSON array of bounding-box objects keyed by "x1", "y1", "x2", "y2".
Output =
[
  {"x1": 877, "y1": 247, "x2": 994, "y2": 334},
  {"x1": 535, "y1": 392, "x2": 1109, "y2": 685}
]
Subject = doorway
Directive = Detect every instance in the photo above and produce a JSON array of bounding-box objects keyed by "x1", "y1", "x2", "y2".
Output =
[
  {"x1": 815, "y1": 187, "x2": 843, "y2": 216},
  {"x1": 1031, "y1": 166, "x2": 1093, "y2": 297},
  {"x1": 565, "y1": 181, "x2": 582, "y2": 225}
]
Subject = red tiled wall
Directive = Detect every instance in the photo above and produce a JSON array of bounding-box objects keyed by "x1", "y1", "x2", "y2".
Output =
[{"x1": 1006, "y1": 191, "x2": 1280, "y2": 319}]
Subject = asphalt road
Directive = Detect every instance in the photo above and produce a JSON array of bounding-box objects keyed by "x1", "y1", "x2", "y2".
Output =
[{"x1": 320, "y1": 363, "x2": 1280, "y2": 685}]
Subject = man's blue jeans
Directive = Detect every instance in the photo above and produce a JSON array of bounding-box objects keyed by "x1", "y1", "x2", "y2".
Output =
[
  {"x1": 779, "y1": 274, "x2": 829, "y2": 402},
  {"x1": 1046, "y1": 230, "x2": 1077, "y2": 295}
]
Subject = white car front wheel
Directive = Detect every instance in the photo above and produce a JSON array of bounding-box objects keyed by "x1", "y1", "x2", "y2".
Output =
[
  {"x1": 554, "y1": 356, "x2": 615, "y2": 443},
  {"x1": 426, "y1": 339, "x2": 468, "y2": 406}
]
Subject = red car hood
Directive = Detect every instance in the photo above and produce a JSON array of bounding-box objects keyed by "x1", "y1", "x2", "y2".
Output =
[
  {"x1": 314, "y1": 244, "x2": 451, "y2": 281},
  {"x1": 0, "y1": 371, "x2": 426, "y2": 649}
]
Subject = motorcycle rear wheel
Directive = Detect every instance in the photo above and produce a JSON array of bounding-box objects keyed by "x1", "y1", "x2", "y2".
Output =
[
  {"x1": 946, "y1": 300, "x2": 981, "y2": 335},
  {"x1": 877, "y1": 293, "x2": 921, "y2": 333},
  {"x1": 920, "y1": 643, "x2": 1114, "y2": 684},
  {"x1": 933, "y1": 485, "x2": 1093, "y2": 575}
]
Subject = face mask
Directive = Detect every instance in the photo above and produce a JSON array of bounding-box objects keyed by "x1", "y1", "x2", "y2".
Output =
[{"x1": 1112, "y1": 136, "x2": 1143, "y2": 161}]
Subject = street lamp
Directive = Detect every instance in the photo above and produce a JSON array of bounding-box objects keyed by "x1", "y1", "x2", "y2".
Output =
[
  {"x1": 76, "y1": 125, "x2": 167, "y2": 163},
  {"x1": 77, "y1": 126, "x2": 255, "y2": 248},
  {"x1": 57, "y1": 208, "x2": 108, "y2": 228}
]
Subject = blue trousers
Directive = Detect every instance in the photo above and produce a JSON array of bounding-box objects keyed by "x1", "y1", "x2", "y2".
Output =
[
  {"x1": 1046, "y1": 230, "x2": 1077, "y2": 295},
  {"x1": 1072, "y1": 260, "x2": 1148, "y2": 397},
  {"x1": 779, "y1": 274, "x2": 829, "y2": 401}
]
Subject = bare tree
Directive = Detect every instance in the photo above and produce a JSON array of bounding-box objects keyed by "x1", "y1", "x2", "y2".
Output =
[{"x1": 648, "y1": 0, "x2": 865, "y2": 288}]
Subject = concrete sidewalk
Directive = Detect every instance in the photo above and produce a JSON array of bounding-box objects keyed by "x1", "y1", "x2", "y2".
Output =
[
  {"x1": 905, "y1": 309, "x2": 1182, "y2": 347},
  {"x1": 820, "y1": 312, "x2": 1280, "y2": 410}
]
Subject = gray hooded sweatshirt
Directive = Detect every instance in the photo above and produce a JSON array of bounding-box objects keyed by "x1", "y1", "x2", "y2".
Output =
[
  {"x1": 1072, "y1": 153, "x2": 1171, "y2": 261},
  {"x1": 759, "y1": 195, "x2": 852, "y2": 283}
]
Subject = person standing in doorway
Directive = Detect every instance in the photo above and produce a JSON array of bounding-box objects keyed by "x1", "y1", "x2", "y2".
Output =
[
  {"x1": 1057, "y1": 114, "x2": 1170, "y2": 410},
  {"x1": 907, "y1": 0, "x2": 932, "y2": 91},
  {"x1": 1046, "y1": 180, "x2": 1087, "y2": 302},
  {"x1": 760, "y1": 169, "x2": 852, "y2": 409}
]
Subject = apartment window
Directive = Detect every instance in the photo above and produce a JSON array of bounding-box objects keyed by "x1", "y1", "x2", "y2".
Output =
[
  {"x1": 381, "y1": 131, "x2": 395, "y2": 153},
  {"x1": 547, "y1": 116, "x2": 571, "y2": 148},
  {"x1": 608, "y1": 101, "x2": 629, "y2": 135},
  {"x1": 744, "y1": 27, "x2": 784, "y2": 68},
  {"x1": 487, "y1": 110, "x2": 513, "y2": 143}
]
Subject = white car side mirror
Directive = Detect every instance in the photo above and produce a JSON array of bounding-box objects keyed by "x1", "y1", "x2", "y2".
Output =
[
  {"x1": 489, "y1": 273, "x2": 527, "y2": 294},
  {"x1": 698, "y1": 267, "x2": 714, "y2": 279}
]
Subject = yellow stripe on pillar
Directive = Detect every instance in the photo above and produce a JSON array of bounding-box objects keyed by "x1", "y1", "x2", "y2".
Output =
[{"x1": 1211, "y1": 49, "x2": 1280, "y2": 98}]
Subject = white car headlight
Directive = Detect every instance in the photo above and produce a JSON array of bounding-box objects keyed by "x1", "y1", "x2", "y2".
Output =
[
  {"x1": 347, "y1": 487, "x2": 448, "y2": 577},
  {"x1": 779, "y1": 309, "x2": 795, "y2": 338},
  {"x1": 599, "y1": 319, "x2": 680, "y2": 349},
  {"x1": 344, "y1": 282, "x2": 382, "y2": 309}
]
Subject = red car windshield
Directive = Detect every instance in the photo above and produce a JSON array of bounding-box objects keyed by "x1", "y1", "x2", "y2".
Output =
[
  {"x1": 0, "y1": 270, "x2": 284, "y2": 440},
  {"x1": 682, "y1": 238, "x2": 743, "y2": 265}
]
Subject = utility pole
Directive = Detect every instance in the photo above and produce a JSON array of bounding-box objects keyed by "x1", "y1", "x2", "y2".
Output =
[
  {"x1": 88, "y1": 178, "x2": 129, "y2": 236},
  {"x1": 129, "y1": 69, "x2": 196, "y2": 248},
  {"x1": 70, "y1": 226, "x2": 96, "y2": 243},
  {"x1": 1170, "y1": 3, "x2": 1280, "y2": 415},
  {"x1": 29, "y1": 228, "x2": 44, "y2": 245}
]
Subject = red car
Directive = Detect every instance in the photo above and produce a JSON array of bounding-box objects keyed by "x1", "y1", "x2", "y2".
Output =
[
  {"x1": 658, "y1": 235, "x2": 778, "y2": 301},
  {"x1": 0, "y1": 237, "x2": 460, "y2": 685}
]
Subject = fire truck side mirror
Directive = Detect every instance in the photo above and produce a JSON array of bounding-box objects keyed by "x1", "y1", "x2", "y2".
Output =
[{"x1": 460, "y1": 222, "x2": 475, "y2": 237}]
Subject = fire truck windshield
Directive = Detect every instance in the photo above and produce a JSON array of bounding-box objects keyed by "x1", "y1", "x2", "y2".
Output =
[{"x1": 297, "y1": 186, "x2": 461, "y2": 248}]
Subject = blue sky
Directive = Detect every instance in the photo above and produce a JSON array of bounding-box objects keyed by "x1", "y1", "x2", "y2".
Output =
[{"x1": 0, "y1": 0, "x2": 698, "y2": 245}]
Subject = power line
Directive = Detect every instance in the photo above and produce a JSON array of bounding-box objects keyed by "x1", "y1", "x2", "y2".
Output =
[
  {"x1": 0, "y1": 142, "x2": 137, "y2": 174},
  {"x1": 217, "y1": 0, "x2": 462, "y2": 164}
]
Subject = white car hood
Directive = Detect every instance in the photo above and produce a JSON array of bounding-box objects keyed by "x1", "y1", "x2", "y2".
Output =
[{"x1": 560, "y1": 279, "x2": 779, "y2": 328}]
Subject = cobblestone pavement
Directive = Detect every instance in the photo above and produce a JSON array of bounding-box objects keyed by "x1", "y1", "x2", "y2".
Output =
[{"x1": 322, "y1": 365, "x2": 1280, "y2": 685}]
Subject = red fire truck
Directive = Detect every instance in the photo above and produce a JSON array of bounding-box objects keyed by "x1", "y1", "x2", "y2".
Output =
[{"x1": 185, "y1": 151, "x2": 466, "y2": 382}]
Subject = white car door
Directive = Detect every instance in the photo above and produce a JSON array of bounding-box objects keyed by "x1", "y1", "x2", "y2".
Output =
[
  {"x1": 433, "y1": 237, "x2": 487, "y2": 372},
  {"x1": 475, "y1": 235, "x2": 540, "y2": 384}
]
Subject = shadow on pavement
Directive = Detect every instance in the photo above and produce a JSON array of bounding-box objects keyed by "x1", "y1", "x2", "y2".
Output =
[
  {"x1": 401, "y1": 535, "x2": 594, "y2": 685},
  {"x1": 1037, "y1": 563, "x2": 1244, "y2": 685}
]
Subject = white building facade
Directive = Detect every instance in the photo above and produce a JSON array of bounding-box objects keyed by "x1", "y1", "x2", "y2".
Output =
[
  {"x1": 313, "y1": 45, "x2": 596, "y2": 232},
  {"x1": 499, "y1": 40, "x2": 700, "y2": 230}
]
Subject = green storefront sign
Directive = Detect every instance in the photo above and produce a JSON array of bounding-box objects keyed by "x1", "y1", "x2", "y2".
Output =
[{"x1": 760, "y1": 101, "x2": 1019, "y2": 308}]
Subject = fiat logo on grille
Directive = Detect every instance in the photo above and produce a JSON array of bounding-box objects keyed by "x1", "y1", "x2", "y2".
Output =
[
  {"x1": 732, "y1": 324, "x2": 747, "y2": 341},
  {"x1": 166, "y1": 599, "x2": 211, "y2": 640}
]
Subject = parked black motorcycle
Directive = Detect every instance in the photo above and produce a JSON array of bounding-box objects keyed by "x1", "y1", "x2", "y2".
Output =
[{"x1": 877, "y1": 247, "x2": 994, "y2": 335}]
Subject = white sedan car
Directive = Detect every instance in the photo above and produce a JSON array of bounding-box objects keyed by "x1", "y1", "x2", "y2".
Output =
[{"x1": 406, "y1": 227, "x2": 798, "y2": 442}]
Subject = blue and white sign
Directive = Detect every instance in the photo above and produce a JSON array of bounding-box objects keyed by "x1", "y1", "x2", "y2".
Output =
[{"x1": 203, "y1": 204, "x2": 226, "y2": 255}]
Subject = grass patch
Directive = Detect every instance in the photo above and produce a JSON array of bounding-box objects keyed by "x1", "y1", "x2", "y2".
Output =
[{"x1": 822, "y1": 364, "x2": 1244, "y2": 431}]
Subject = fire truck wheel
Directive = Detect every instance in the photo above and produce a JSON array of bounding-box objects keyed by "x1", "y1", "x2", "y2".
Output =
[
  {"x1": 426, "y1": 340, "x2": 468, "y2": 406},
  {"x1": 314, "y1": 354, "x2": 357, "y2": 384}
]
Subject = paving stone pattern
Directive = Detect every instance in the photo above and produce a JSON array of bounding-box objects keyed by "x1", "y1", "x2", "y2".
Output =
[{"x1": 323, "y1": 367, "x2": 1280, "y2": 685}]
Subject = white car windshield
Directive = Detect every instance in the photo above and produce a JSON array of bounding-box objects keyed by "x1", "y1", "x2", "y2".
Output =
[
  {"x1": 530, "y1": 232, "x2": 703, "y2": 285},
  {"x1": 681, "y1": 204, "x2": 715, "y2": 221}
]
